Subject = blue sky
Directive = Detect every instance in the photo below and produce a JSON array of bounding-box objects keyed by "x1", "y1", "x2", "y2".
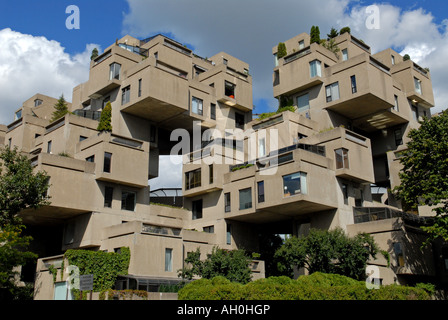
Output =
[{"x1": 1, "y1": 0, "x2": 447, "y2": 188}]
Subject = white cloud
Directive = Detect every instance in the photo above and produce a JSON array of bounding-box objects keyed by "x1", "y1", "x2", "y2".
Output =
[
  {"x1": 0, "y1": 28, "x2": 99, "y2": 124},
  {"x1": 148, "y1": 155, "x2": 183, "y2": 190}
]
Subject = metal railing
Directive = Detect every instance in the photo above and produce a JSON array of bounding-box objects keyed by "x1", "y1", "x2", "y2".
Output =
[
  {"x1": 353, "y1": 207, "x2": 402, "y2": 224},
  {"x1": 73, "y1": 109, "x2": 101, "y2": 121}
]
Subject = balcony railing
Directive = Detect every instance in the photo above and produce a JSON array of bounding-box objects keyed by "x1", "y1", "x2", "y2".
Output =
[
  {"x1": 353, "y1": 207, "x2": 402, "y2": 224},
  {"x1": 73, "y1": 109, "x2": 101, "y2": 121}
]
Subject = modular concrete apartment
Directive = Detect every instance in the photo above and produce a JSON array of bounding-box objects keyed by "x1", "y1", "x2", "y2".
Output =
[{"x1": 2, "y1": 31, "x2": 447, "y2": 299}]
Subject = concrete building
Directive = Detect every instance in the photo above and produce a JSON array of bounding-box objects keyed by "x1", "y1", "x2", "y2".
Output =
[{"x1": 2, "y1": 31, "x2": 447, "y2": 299}]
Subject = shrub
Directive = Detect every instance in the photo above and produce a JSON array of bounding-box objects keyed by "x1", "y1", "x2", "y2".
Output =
[
  {"x1": 97, "y1": 101, "x2": 112, "y2": 132},
  {"x1": 277, "y1": 42, "x2": 287, "y2": 59},
  {"x1": 178, "y1": 273, "x2": 430, "y2": 300},
  {"x1": 340, "y1": 26, "x2": 351, "y2": 35}
]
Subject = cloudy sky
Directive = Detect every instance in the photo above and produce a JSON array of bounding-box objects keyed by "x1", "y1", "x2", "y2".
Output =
[{"x1": 1, "y1": 0, "x2": 447, "y2": 189}]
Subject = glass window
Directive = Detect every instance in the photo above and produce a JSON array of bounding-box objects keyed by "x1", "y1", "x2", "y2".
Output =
[
  {"x1": 121, "y1": 191, "x2": 136, "y2": 211},
  {"x1": 258, "y1": 137, "x2": 266, "y2": 157},
  {"x1": 226, "y1": 224, "x2": 232, "y2": 245},
  {"x1": 297, "y1": 93, "x2": 310, "y2": 113},
  {"x1": 103, "y1": 152, "x2": 112, "y2": 173},
  {"x1": 414, "y1": 77, "x2": 422, "y2": 94},
  {"x1": 235, "y1": 112, "x2": 245, "y2": 129},
  {"x1": 299, "y1": 40, "x2": 305, "y2": 50},
  {"x1": 34, "y1": 99, "x2": 43, "y2": 107},
  {"x1": 109, "y1": 63, "x2": 121, "y2": 80},
  {"x1": 224, "y1": 192, "x2": 231, "y2": 212},
  {"x1": 412, "y1": 105, "x2": 419, "y2": 121},
  {"x1": 185, "y1": 169, "x2": 201, "y2": 190},
  {"x1": 210, "y1": 103, "x2": 216, "y2": 120},
  {"x1": 204, "y1": 226, "x2": 214, "y2": 233},
  {"x1": 393, "y1": 242, "x2": 404, "y2": 267},
  {"x1": 274, "y1": 53, "x2": 278, "y2": 67},
  {"x1": 257, "y1": 181, "x2": 265, "y2": 203},
  {"x1": 391, "y1": 55, "x2": 395, "y2": 65},
  {"x1": 239, "y1": 188, "x2": 252, "y2": 210},
  {"x1": 15, "y1": 110, "x2": 22, "y2": 120},
  {"x1": 394, "y1": 128, "x2": 403, "y2": 146},
  {"x1": 138, "y1": 79, "x2": 142, "y2": 97},
  {"x1": 225, "y1": 81, "x2": 235, "y2": 98},
  {"x1": 343, "y1": 49, "x2": 349, "y2": 61},
  {"x1": 121, "y1": 86, "x2": 130, "y2": 105},
  {"x1": 86, "y1": 155, "x2": 95, "y2": 163},
  {"x1": 394, "y1": 95, "x2": 399, "y2": 111},
  {"x1": 192, "y1": 97, "x2": 203, "y2": 116},
  {"x1": 192, "y1": 199, "x2": 203, "y2": 220},
  {"x1": 309, "y1": 60, "x2": 322, "y2": 78},
  {"x1": 47, "y1": 141, "x2": 52, "y2": 154},
  {"x1": 283, "y1": 172, "x2": 307, "y2": 196},
  {"x1": 209, "y1": 164, "x2": 213, "y2": 184},
  {"x1": 104, "y1": 186, "x2": 113, "y2": 208},
  {"x1": 335, "y1": 148, "x2": 349, "y2": 169},
  {"x1": 165, "y1": 248, "x2": 173, "y2": 272},
  {"x1": 351, "y1": 75, "x2": 357, "y2": 94},
  {"x1": 326, "y1": 82, "x2": 340, "y2": 102},
  {"x1": 342, "y1": 183, "x2": 348, "y2": 205}
]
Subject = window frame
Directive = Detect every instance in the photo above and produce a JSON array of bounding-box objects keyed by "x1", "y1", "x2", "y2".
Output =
[
  {"x1": 257, "y1": 181, "x2": 265, "y2": 203},
  {"x1": 121, "y1": 86, "x2": 131, "y2": 105},
  {"x1": 224, "y1": 192, "x2": 231, "y2": 212},
  {"x1": 192, "y1": 96, "x2": 203, "y2": 116},
  {"x1": 335, "y1": 148, "x2": 349, "y2": 169},
  {"x1": 326, "y1": 82, "x2": 340, "y2": 103},
  {"x1": 192, "y1": 199, "x2": 203, "y2": 220},
  {"x1": 282, "y1": 172, "x2": 307, "y2": 197},
  {"x1": 121, "y1": 190, "x2": 136, "y2": 211},
  {"x1": 239, "y1": 187, "x2": 252, "y2": 210},
  {"x1": 109, "y1": 63, "x2": 121, "y2": 80},
  {"x1": 185, "y1": 169, "x2": 201, "y2": 190},
  {"x1": 103, "y1": 152, "x2": 112, "y2": 173},
  {"x1": 104, "y1": 186, "x2": 114, "y2": 208},
  {"x1": 309, "y1": 60, "x2": 322, "y2": 78}
]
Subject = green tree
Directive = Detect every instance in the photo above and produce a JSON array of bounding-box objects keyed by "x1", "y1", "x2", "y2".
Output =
[
  {"x1": 0, "y1": 146, "x2": 50, "y2": 228},
  {"x1": 274, "y1": 228, "x2": 378, "y2": 281},
  {"x1": 277, "y1": 42, "x2": 287, "y2": 59},
  {"x1": 310, "y1": 25, "x2": 321, "y2": 44},
  {"x1": 403, "y1": 54, "x2": 411, "y2": 61},
  {"x1": 90, "y1": 48, "x2": 99, "y2": 60},
  {"x1": 320, "y1": 38, "x2": 341, "y2": 58},
  {"x1": 178, "y1": 246, "x2": 252, "y2": 284},
  {"x1": 0, "y1": 146, "x2": 50, "y2": 299},
  {"x1": 393, "y1": 110, "x2": 448, "y2": 243},
  {"x1": 97, "y1": 101, "x2": 112, "y2": 132},
  {"x1": 327, "y1": 27, "x2": 339, "y2": 39},
  {"x1": 340, "y1": 26, "x2": 351, "y2": 35},
  {"x1": 51, "y1": 94, "x2": 70, "y2": 122}
]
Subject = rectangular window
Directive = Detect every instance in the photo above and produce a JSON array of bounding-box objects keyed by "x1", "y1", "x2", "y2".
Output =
[
  {"x1": 103, "y1": 152, "x2": 112, "y2": 173},
  {"x1": 226, "y1": 224, "x2": 232, "y2": 245},
  {"x1": 15, "y1": 110, "x2": 22, "y2": 120},
  {"x1": 342, "y1": 183, "x2": 349, "y2": 205},
  {"x1": 192, "y1": 97, "x2": 203, "y2": 116},
  {"x1": 138, "y1": 79, "x2": 142, "y2": 97},
  {"x1": 47, "y1": 140, "x2": 52, "y2": 154},
  {"x1": 224, "y1": 192, "x2": 231, "y2": 212},
  {"x1": 412, "y1": 105, "x2": 419, "y2": 121},
  {"x1": 326, "y1": 82, "x2": 340, "y2": 102},
  {"x1": 309, "y1": 60, "x2": 322, "y2": 78},
  {"x1": 394, "y1": 128, "x2": 403, "y2": 146},
  {"x1": 393, "y1": 242, "x2": 404, "y2": 267},
  {"x1": 192, "y1": 199, "x2": 203, "y2": 220},
  {"x1": 335, "y1": 148, "x2": 349, "y2": 169},
  {"x1": 109, "y1": 63, "x2": 121, "y2": 80},
  {"x1": 86, "y1": 155, "x2": 95, "y2": 163},
  {"x1": 121, "y1": 191, "x2": 136, "y2": 211},
  {"x1": 297, "y1": 93, "x2": 310, "y2": 114},
  {"x1": 185, "y1": 169, "x2": 201, "y2": 190},
  {"x1": 34, "y1": 99, "x2": 43, "y2": 107},
  {"x1": 165, "y1": 248, "x2": 173, "y2": 272},
  {"x1": 258, "y1": 137, "x2": 266, "y2": 157},
  {"x1": 414, "y1": 77, "x2": 422, "y2": 94},
  {"x1": 104, "y1": 186, "x2": 113, "y2": 208},
  {"x1": 391, "y1": 55, "x2": 395, "y2": 65},
  {"x1": 283, "y1": 172, "x2": 307, "y2": 197},
  {"x1": 394, "y1": 95, "x2": 399, "y2": 111},
  {"x1": 257, "y1": 181, "x2": 265, "y2": 203},
  {"x1": 204, "y1": 226, "x2": 214, "y2": 233},
  {"x1": 121, "y1": 86, "x2": 130, "y2": 105},
  {"x1": 274, "y1": 53, "x2": 278, "y2": 67},
  {"x1": 239, "y1": 188, "x2": 252, "y2": 210},
  {"x1": 235, "y1": 112, "x2": 245, "y2": 129},
  {"x1": 210, "y1": 103, "x2": 216, "y2": 120},
  {"x1": 351, "y1": 75, "x2": 357, "y2": 94},
  {"x1": 209, "y1": 164, "x2": 214, "y2": 184},
  {"x1": 342, "y1": 49, "x2": 348, "y2": 61},
  {"x1": 225, "y1": 81, "x2": 235, "y2": 98},
  {"x1": 299, "y1": 40, "x2": 305, "y2": 50}
]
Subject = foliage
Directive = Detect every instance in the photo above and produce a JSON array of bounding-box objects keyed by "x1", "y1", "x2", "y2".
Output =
[
  {"x1": 231, "y1": 163, "x2": 254, "y2": 172},
  {"x1": 403, "y1": 54, "x2": 411, "y2": 61},
  {"x1": 99, "y1": 289, "x2": 148, "y2": 300},
  {"x1": 320, "y1": 38, "x2": 340, "y2": 59},
  {"x1": 178, "y1": 246, "x2": 252, "y2": 284},
  {"x1": 277, "y1": 42, "x2": 287, "y2": 59},
  {"x1": 393, "y1": 110, "x2": 448, "y2": 243},
  {"x1": 64, "y1": 247, "x2": 130, "y2": 292},
  {"x1": 178, "y1": 273, "x2": 430, "y2": 300},
  {"x1": 51, "y1": 94, "x2": 70, "y2": 122},
  {"x1": 0, "y1": 224, "x2": 37, "y2": 299},
  {"x1": 256, "y1": 104, "x2": 296, "y2": 121},
  {"x1": 97, "y1": 101, "x2": 112, "y2": 132},
  {"x1": 90, "y1": 48, "x2": 99, "y2": 60},
  {"x1": 310, "y1": 26, "x2": 321, "y2": 44},
  {"x1": 327, "y1": 27, "x2": 339, "y2": 39},
  {"x1": 279, "y1": 95, "x2": 294, "y2": 109},
  {"x1": 0, "y1": 146, "x2": 50, "y2": 228},
  {"x1": 340, "y1": 26, "x2": 351, "y2": 35},
  {"x1": 274, "y1": 228, "x2": 379, "y2": 281}
]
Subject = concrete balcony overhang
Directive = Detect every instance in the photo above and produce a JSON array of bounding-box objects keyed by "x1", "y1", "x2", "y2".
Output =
[
  {"x1": 335, "y1": 168, "x2": 375, "y2": 184},
  {"x1": 273, "y1": 77, "x2": 323, "y2": 99},
  {"x1": 226, "y1": 196, "x2": 337, "y2": 224},
  {"x1": 352, "y1": 108, "x2": 409, "y2": 132},
  {"x1": 407, "y1": 92, "x2": 434, "y2": 109},
  {"x1": 89, "y1": 79, "x2": 121, "y2": 99}
]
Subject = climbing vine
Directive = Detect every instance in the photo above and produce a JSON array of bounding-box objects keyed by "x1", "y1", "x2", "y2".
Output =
[{"x1": 64, "y1": 247, "x2": 130, "y2": 292}]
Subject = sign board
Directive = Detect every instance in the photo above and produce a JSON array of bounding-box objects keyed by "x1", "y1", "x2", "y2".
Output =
[{"x1": 79, "y1": 274, "x2": 94, "y2": 291}]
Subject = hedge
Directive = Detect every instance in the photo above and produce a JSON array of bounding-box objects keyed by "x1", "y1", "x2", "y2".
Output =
[{"x1": 178, "y1": 272, "x2": 430, "y2": 300}]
